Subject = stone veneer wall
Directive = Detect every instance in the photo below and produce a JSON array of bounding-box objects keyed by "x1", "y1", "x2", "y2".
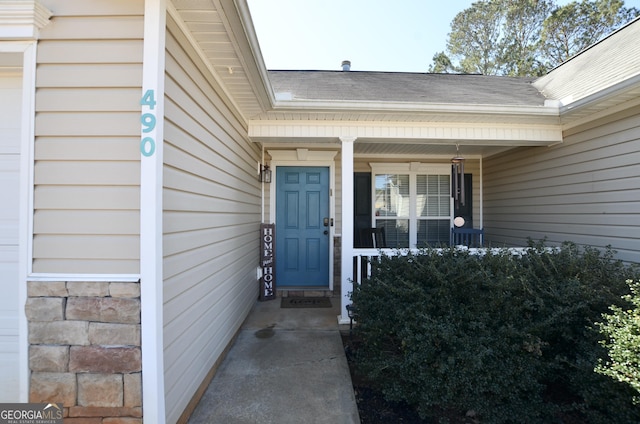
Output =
[{"x1": 26, "y1": 281, "x2": 143, "y2": 423}]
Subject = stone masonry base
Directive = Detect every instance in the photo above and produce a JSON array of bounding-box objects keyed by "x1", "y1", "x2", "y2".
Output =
[{"x1": 26, "y1": 281, "x2": 143, "y2": 423}]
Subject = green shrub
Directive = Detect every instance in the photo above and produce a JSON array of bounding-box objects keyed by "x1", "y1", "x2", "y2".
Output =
[
  {"x1": 596, "y1": 279, "x2": 640, "y2": 404},
  {"x1": 350, "y1": 242, "x2": 640, "y2": 423}
]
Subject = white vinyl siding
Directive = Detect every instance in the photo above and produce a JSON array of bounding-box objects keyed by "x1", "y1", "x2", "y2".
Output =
[
  {"x1": 484, "y1": 110, "x2": 640, "y2": 263},
  {"x1": 33, "y1": 0, "x2": 144, "y2": 274},
  {"x1": 162, "y1": 16, "x2": 261, "y2": 423}
]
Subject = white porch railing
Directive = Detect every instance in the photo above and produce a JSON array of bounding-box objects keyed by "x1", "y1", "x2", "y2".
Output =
[
  {"x1": 341, "y1": 246, "x2": 546, "y2": 324},
  {"x1": 352, "y1": 247, "x2": 538, "y2": 286}
]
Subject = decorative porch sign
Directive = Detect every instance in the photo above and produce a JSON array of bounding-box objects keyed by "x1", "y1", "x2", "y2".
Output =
[{"x1": 260, "y1": 224, "x2": 276, "y2": 300}]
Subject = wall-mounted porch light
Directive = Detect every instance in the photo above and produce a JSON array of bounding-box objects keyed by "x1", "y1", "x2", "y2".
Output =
[
  {"x1": 451, "y1": 144, "x2": 465, "y2": 206},
  {"x1": 259, "y1": 165, "x2": 272, "y2": 183}
]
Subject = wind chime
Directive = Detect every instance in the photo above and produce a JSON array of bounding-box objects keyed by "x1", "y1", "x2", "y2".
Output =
[{"x1": 451, "y1": 144, "x2": 465, "y2": 207}]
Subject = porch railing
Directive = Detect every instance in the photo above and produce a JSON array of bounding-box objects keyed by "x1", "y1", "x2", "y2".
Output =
[{"x1": 352, "y1": 247, "x2": 537, "y2": 286}]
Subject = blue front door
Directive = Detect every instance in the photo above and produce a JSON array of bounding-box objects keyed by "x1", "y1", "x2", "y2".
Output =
[{"x1": 276, "y1": 166, "x2": 330, "y2": 287}]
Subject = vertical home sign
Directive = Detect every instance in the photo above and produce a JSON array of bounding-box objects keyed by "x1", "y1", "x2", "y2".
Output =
[{"x1": 260, "y1": 224, "x2": 276, "y2": 300}]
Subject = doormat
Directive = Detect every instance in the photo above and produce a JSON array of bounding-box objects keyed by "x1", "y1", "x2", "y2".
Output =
[{"x1": 281, "y1": 297, "x2": 332, "y2": 308}]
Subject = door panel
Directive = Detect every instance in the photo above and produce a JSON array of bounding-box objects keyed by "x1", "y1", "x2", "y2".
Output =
[{"x1": 276, "y1": 167, "x2": 330, "y2": 287}]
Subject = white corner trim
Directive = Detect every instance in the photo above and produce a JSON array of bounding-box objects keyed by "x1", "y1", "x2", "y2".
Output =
[
  {"x1": 0, "y1": 1, "x2": 52, "y2": 39},
  {"x1": 140, "y1": 0, "x2": 167, "y2": 423},
  {"x1": 14, "y1": 40, "x2": 37, "y2": 403}
]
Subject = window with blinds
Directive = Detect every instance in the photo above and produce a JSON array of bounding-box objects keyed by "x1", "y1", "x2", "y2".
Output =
[
  {"x1": 416, "y1": 174, "x2": 451, "y2": 246},
  {"x1": 372, "y1": 164, "x2": 452, "y2": 248},
  {"x1": 375, "y1": 174, "x2": 410, "y2": 248}
]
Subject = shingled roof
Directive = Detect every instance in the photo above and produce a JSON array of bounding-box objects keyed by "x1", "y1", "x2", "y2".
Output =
[{"x1": 267, "y1": 70, "x2": 547, "y2": 106}]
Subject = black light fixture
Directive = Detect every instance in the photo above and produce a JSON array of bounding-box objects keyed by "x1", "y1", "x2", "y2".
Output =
[
  {"x1": 451, "y1": 144, "x2": 465, "y2": 206},
  {"x1": 260, "y1": 165, "x2": 272, "y2": 183}
]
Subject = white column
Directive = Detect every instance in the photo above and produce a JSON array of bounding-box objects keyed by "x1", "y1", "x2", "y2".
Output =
[
  {"x1": 140, "y1": 0, "x2": 166, "y2": 422},
  {"x1": 479, "y1": 156, "x2": 484, "y2": 229},
  {"x1": 339, "y1": 137, "x2": 356, "y2": 324}
]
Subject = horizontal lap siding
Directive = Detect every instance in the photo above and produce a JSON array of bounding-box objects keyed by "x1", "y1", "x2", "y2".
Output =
[
  {"x1": 34, "y1": 0, "x2": 144, "y2": 274},
  {"x1": 163, "y1": 17, "x2": 261, "y2": 423},
  {"x1": 484, "y1": 111, "x2": 640, "y2": 263}
]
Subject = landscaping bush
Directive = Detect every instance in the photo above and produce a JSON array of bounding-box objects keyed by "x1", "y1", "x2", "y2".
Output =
[
  {"x1": 350, "y1": 242, "x2": 640, "y2": 423},
  {"x1": 596, "y1": 279, "x2": 640, "y2": 405}
]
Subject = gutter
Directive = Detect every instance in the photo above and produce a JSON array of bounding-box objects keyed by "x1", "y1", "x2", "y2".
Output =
[
  {"x1": 559, "y1": 72, "x2": 640, "y2": 115},
  {"x1": 272, "y1": 98, "x2": 560, "y2": 118}
]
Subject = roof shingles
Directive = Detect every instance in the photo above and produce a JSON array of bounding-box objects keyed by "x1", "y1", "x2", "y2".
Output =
[{"x1": 268, "y1": 71, "x2": 547, "y2": 106}]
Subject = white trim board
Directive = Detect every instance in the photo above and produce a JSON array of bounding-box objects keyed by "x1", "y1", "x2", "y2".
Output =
[{"x1": 140, "y1": 0, "x2": 167, "y2": 422}]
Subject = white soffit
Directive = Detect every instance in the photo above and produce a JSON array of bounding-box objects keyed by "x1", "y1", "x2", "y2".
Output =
[{"x1": 170, "y1": 0, "x2": 272, "y2": 123}]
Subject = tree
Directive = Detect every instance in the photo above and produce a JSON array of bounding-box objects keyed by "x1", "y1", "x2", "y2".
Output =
[
  {"x1": 433, "y1": 0, "x2": 640, "y2": 76},
  {"x1": 428, "y1": 51, "x2": 455, "y2": 73},
  {"x1": 540, "y1": 0, "x2": 639, "y2": 68},
  {"x1": 501, "y1": 0, "x2": 555, "y2": 76},
  {"x1": 446, "y1": 0, "x2": 505, "y2": 74}
]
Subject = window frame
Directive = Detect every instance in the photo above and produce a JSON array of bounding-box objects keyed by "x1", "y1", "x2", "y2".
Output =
[{"x1": 370, "y1": 162, "x2": 453, "y2": 248}]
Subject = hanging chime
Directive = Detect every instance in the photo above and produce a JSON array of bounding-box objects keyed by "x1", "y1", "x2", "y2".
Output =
[{"x1": 451, "y1": 144, "x2": 465, "y2": 206}]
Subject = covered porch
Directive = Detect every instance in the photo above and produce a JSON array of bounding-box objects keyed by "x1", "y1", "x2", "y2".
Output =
[{"x1": 252, "y1": 110, "x2": 562, "y2": 323}]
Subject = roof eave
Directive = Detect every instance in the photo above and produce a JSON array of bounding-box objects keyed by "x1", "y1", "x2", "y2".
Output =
[
  {"x1": 273, "y1": 99, "x2": 560, "y2": 117},
  {"x1": 559, "y1": 72, "x2": 640, "y2": 115},
  {"x1": 219, "y1": 0, "x2": 276, "y2": 112}
]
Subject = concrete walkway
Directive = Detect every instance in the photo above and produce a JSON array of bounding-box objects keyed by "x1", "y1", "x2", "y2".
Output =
[{"x1": 188, "y1": 297, "x2": 360, "y2": 424}]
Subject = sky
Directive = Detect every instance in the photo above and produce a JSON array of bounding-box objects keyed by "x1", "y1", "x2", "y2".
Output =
[{"x1": 247, "y1": 0, "x2": 640, "y2": 72}]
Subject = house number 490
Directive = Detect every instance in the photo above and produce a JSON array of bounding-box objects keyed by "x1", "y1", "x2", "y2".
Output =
[{"x1": 140, "y1": 89, "x2": 157, "y2": 157}]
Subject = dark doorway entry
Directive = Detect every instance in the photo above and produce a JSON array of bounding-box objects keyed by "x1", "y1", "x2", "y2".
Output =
[
  {"x1": 453, "y1": 174, "x2": 473, "y2": 228},
  {"x1": 353, "y1": 173, "x2": 372, "y2": 248}
]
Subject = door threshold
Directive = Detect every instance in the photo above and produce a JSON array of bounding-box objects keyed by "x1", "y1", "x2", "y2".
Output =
[{"x1": 278, "y1": 288, "x2": 333, "y2": 297}]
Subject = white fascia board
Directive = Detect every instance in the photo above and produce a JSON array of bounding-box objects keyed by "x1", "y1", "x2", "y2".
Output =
[
  {"x1": 559, "y1": 73, "x2": 640, "y2": 114},
  {"x1": 250, "y1": 121, "x2": 563, "y2": 145}
]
